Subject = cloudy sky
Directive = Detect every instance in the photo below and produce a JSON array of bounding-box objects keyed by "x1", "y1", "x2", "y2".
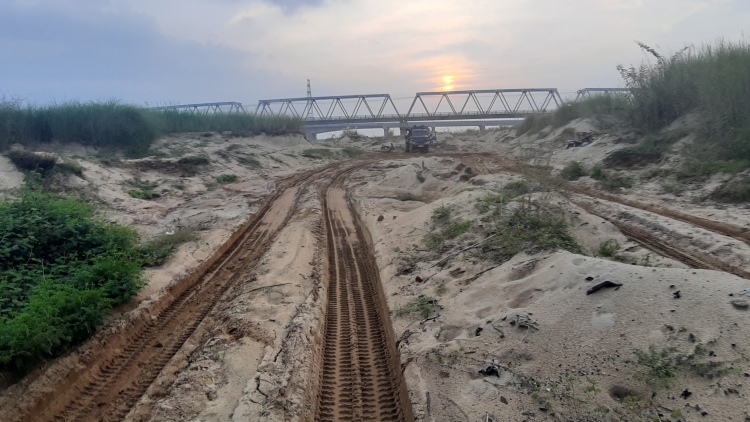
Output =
[{"x1": 1, "y1": 0, "x2": 748, "y2": 108}]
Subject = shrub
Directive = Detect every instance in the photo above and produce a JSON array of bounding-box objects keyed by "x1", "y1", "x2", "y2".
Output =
[
  {"x1": 590, "y1": 165, "x2": 606, "y2": 180},
  {"x1": 216, "y1": 174, "x2": 238, "y2": 184},
  {"x1": 598, "y1": 239, "x2": 621, "y2": 257},
  {"x1": 301, "y1": 148, "x2": 334, "y2": 159},
  {"x1": 177, "y1": 155, "x2": 209, "y2": 165},
  {"x1": 604, "y1": 131, "x2": 686, "y2": 168},
  {"x1": 137, "y1": 229, "x2": 198, "y2": 267},
  {"x1": 709, "y1": 178, "x2": 750, "y2": 203},
  {"x1": 54, "y1": 161, "x2": 84, "y2": 177},
  {"x1": 599, "y1": 175, "x2": 633, "y2": 191},
  {"x1": 124, "y1": 178, "x2": 160, "y2": 200},
  {"x1": 128, "y1": 190, "x2": 160, "y2": 200},
  {"x1": 431, "y1": 205, "x2": 451, "y2": 225},
  {"x1": 342, "y1": 147, "x2": 363, "y2": 158},
  {"x1": 4, "y1": 150, "x2": 57, "y2": 173},
  {"x1": 482, "y1": 209, "x2": 581, "y2": 263},
  {"x1": 393, "y1": 296, "x2": 439, "y2": 318},
  {"x1": 0, "y1": 187, "x2": 143, "y2": 373},
  {"x1": 516, "y1": 95, "x2": 632, "y2": 135},
  {"x1": 423, "y1": 220, "x2": 471, "y2": 248},
  {"x1": 560, "y1": 161, "x2": 587, "y2": 180},
  {"x1": 236, "y1": 155, "x2": 261, "y2": 168}
]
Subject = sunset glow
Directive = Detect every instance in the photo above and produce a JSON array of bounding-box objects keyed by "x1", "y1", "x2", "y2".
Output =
[{"x1": 442, "y1": 75, "x2": 454, "y2": 91}]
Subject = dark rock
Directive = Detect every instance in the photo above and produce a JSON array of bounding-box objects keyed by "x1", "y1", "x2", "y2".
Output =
[
  {"x1": 377, "y1": 215, "x2": 384, "y2": 221},
  {"x1": 673, "y1": 290, "x2": 681, "y2": 299},
  {"x1": 475, "y1": 327, "x2": 483, "y2": 336},
  {"x1": 479, "y1": 365, "x2": 499, "y2": 377},
  {"x1": 585, "y1": 276, "x2": 594, "y2": 281},
  {"x1": 500, "y1": 396, "x2": 508, "y2": 404},
  {"x1": 415, "y1": 276, "x2": 423, "y2": 283},
  {"x1": 731, "y1": 299, "x2": 749, "y2": 310},
  {"x1": 680, "y1": 389, "x2": 692, "y2": 399},
  {"x1": 586, "y1": 281, "x2": 623, "y2": 295}
]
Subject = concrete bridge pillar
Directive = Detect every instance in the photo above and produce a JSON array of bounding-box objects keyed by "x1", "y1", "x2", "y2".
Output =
[
  {"x1": 305, "y1": 132, "x2": 317, "y2": 141},
  {"x1": 382, "y1": 125, "x2": 390, "y2": 137},
  {"x1": 479, "y1": 125, "x2": 486, "y2": 133}
]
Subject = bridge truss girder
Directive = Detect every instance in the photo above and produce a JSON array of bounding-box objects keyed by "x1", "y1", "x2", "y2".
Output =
[
  {"x1": 575, "y1": 88, "x2": 633, "y2": 101},
  {"x1": 405, "y1": 89, "x2": 563, "y2": 118},
  {"x1": 148, "y1": 102, "x2": 246, "y2": 114},
  {"x1": 255, "y1": 94, "x2": 401, "y2": 120}
]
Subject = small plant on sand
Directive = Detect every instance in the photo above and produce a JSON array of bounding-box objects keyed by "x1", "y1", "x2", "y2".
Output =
[
  {"x1": 598, "y1": 239, "x2": 621, "y2": 257},
  {"x1": 177, "y1": 155, "x2": 210, "y2": 165},
  {"x1": 393, "y1": 296, "x2": 440, "y2": 318},
  {"x1": 423, "y1": 220, "x2": 471, "y2": 249},
  {"x1": 301, "y1": 148, "x2": 334, "y2": 159},
  {"x1": 137, "y1": 228, "x2": 198, "y2": 267},
  {"x1": 216, "y1": 174, "x2": 238, "y2": 184},
  {"x1": 560, "y1": 161, "x2": 587, "y2": 180},
  {"x1": 709, "y1": 178, "x2": 750, "y2": 203},
  {"x1": 124, "y1": 178, "x2": 160, "y2": 200},
  {"x1": 599, "y1": 174, "x2": 633, "y2": 191},
  {"x1": 341, "y1": 147, "x2": 363, "y2": 158},
  {"x1": 431, "y1": 205, "x2": 452, "y2": 225},
  {"x1": 590, "y1": 165, "x2": 606, "y2": 180},
  {"x1": 435, "y1": 283, "x2": 447, "y2": 296}
]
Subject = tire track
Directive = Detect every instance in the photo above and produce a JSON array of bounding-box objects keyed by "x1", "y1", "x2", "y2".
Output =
[
  {"x1": 29, "y1": 167, "x2": 332, "y2": 422},
  {"x1": 315, "y1": 167, "x2": 414, "y2": 422}
]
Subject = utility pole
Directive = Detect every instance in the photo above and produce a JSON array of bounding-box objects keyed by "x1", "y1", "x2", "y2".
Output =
[{"x1": 306, "y1": 79, "x2": 313, "y2": 120}]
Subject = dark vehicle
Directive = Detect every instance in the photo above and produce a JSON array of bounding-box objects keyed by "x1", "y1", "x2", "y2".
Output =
[{"x1": 405, "y1": 125, "x2": 436, "y2": 153}]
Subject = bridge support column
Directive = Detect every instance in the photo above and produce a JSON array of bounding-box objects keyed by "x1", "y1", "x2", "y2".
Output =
[
  {"x1": 305, "y1": 132, "x2": 317, "y2": 141},
  {"x1": 383, "y1": 125, "x2": 390, "y2": 137},
  {"x1": 479, "y1": 125, "x2": 486, "y2": 133}
]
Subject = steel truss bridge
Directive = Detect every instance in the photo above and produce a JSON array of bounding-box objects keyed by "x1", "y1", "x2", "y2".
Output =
[{"x1": 148, "y1": 88, "x2": 629, "y2": 136}]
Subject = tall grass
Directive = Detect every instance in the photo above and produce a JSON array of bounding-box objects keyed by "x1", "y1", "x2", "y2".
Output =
[
  {"x1": 619, "y1": 38, "x2": 750, "y2": 159},
  {"x1": 0, "y1": 99, "x2": 303, "y2": 154},
  {"x1": 516, "y1": 95, "x2": 631, "y2": 135}
]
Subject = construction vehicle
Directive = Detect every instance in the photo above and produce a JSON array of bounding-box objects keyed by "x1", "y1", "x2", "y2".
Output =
[{"x1": 404, "y1": 125, "x2": 436, "y2": 153}]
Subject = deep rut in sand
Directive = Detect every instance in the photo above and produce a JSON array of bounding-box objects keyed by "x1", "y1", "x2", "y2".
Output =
[{"x1": 313, "y1": 168, "x2": 414, "y2": 422}]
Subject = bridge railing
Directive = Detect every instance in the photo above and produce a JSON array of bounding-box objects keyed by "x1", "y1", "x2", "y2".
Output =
[
  {"x1": 147, "y1": 102, "x2": 246, "y2": 114},
  {"x1": 575, "y1": 88, "x2": 633, "y2": 101}
]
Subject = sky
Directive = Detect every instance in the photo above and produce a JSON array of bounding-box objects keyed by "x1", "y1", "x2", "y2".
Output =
[{"x1": 1, "y1": 0, "x2": 748, "y2": 109}]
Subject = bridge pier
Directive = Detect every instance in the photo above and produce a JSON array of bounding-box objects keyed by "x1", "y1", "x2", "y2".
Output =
[
  {"x1": 305, "y1": 132, "x2": 317, "y2": 141},
  {"x1": 479, "y1": 125, "x2": 486, "y2": 133},
  {"x1": 382, "y1": 125, "x2": 390, "y2": 137}
]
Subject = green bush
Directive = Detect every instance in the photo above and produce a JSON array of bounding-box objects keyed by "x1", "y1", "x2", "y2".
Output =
[
  {"x1": 4, "y1": 150, "x2": 57, "y2": 173},
  {"x1": 393, "y1": 296, "x2": 439, "y2": 318},
  {"x1": 590, "y1": 165, "x2": 606, "y2": 180},
  {"x1": 177, "y1": 155, "x2": 209, "y2": 165},
  {"x1": 0, "y1": 187, "x2": 143, "y2": 373},
  {"x1": 482, "y1": 209, "x2": 581, "y2": 263},
  {"x1": 516, "y1": 95, "x2": 632, "y2": 135},
  {"x1": 599, "y1": 175, "x2": 633, "y2": 191},
  {"x1": 431, "y1": 205, "x2": 452, "y2": 225},
  {"x1": 424, "y1": 220, "x2": 471, "y2": 248},
  {"x1": 598, "y1": 239, "x2": 621, "y2": 257},
  {"x1": 560, "y1": 161, "x2": 587, "y2": 180},
  {"x1": 341, "y1": 147, "x2": 363, "y2": 158},
  {"x1": 604, "y1": 131, "x2": 686, "y2": 168},
  {"x1": 301, "y1": 148, "x2": 334, "y2": 159},
  {"x1": 216, "y1": 174, "x2": 238, "y2": 184},
  {"x1": 709, "y1": 178, "x2": 750, "y2": 203},
  {"x1": 128, "y1": 190, "x2": 160, "y2": 200}
]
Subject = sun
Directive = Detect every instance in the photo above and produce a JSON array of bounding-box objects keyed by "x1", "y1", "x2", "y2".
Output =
[{"x1": 441, "y1": 75, "x2": 454, "y2": 91}]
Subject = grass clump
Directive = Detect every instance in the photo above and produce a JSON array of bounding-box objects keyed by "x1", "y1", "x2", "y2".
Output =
[
  {"x1": 431, "y1": 205, "x2": 452, "y2": 225},
  {"x1": 235, "y1": 155, "x2": 262, "y2": 168},
  {"x1": 604, "y1": 131, "x2": 686, "y2": 168},
  {"x1": 301, "y1": 148, "x2": 334, "y2": 159},
  {"x1": 599, "y1": 175, "x2": 633, "y2": 191},
  {"x1": 709, "y1": 178, "x2": 750, "y2": 203},
  {"x1": 137, "y1": 228, "x2": 198, "y2": 267},
  {"x1": 124, "y1": 178, "x2": 160, "y2": 200},
  {"x1": 0, "y1": 185, "x2": 143, "y2": 373},
  {"x1": 590, "y1": 165, "x2": 606, "y2": 180},
  {"x1": 560, "y1": 161, "x2": 587, "y2": 180},
  {"x1": 177, "y1": 155, "x2": 209, "y2": 165},
  {"x1": 424, "y1": 220, "x2": 471, "y2": 249},
  {"x1": 482, "y1": 209, "x2": 581, "y2": 263},
  {"x1": 341, "y1": 147, "x2": 363, "y2": 158},
  {"x1": 598, "y1": 239, "x2": 621, "y2": 257},
  {"x1": 393, "y1": 296, "x2": 439, "y2": 318},
  {"x1": 4, "y1": 150, "x2": 57, "y2": 173},
  {"x1": 216, "y1": 174, "x2": 238, "y2": 184},
  {"x1": 516, "y1": 95, "x2": 631, "y2": 135}
]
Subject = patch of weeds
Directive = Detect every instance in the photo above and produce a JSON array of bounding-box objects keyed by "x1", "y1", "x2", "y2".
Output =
[
  {"x1": 598, "y1": 239, "x2": 621, "y2": 257},
  {"x1": 204, "y1": 182, "x2": 218, "y2": 190},
  {"x1": 168, "y1": 147, "x2": 187, "y2": 157},
  {"x1": 560, "y1": 161, "x2": 587, "y2": 180},
  {"x1": 633, "y1": 344, "x2": 727, "y2": 388},
  {"x1": 590, "y1": 165, "x2": 606, "y2": 180},
  {"x1": 92, "y1": 152, "x2": 121, "y2": 166},
  {"x1": 661, "y1": 183, "x2": 685, "y2": 196},
  {"x1": 482, "y1": 209, "x2": 581, "y2": 263},
  {"x1": 676, "y1": 159, "x2": 750, "y2": 181},
  {"x1": 341, "y1": 147, "x2": 363, "y2": 158},
  {"x1": 137, "y1": 228, "x2": 198, "y2": 267},
  {"x1": 416, "y1": 160, "x2": 427, "y2": 182},
  {"x1": 604, "y1": 131, "x2": 687, "y2": 168},
  {"x1": 393, "y1": 296, "x2": 439, "y2": 318},
  {"x1": 216, "y1": 174, "x2": 238, "y2": 184},
  {"x1": 301, "y1": 148, "x2": 334, "y2": 159},
  {"x1": 503, "y1": 180, "x2": 530, "y2": 197},
  {"x1": 423, "y1": 220, "x2": 471, "y2": 249},
  {"x1": 236, "y1": 155, "x2": 261, "y2": 168},
  {"x1": 4, "y1": 150, "x2": 57, "y2": 173},
  {"x1": 128, "y1": 190, "x2": 160, "y2": 200},
  {"x1": 431, "y1": 205, "x2": 452, "y2": 225},
  {"x1": 435, "y1": 283, "x2": 447, "y2": 296},
  {"x1": 53, "y1": 161, "x2": 84, "y2": 177},
  {"x1": 267, "y1": 154, "x2": 284, "y2": 164},
  {"x1": 171, "y1": 182, "x2": 186, "y2": 190},
  {"x1": 709, "y1": 178, "x2": 750, "y2": 203},
  {"x1": 475, "y1": 193, "x2": 510, "y2": 214},
  {"x1": 395, "y1": 193, "x2": 417, "y2": 201},
  {"x1": 599, "y1": 175, "x2": 633, "y2": 191},
  {"x1": 177, "y1": 155, "x2": 209, "y2": 165},
  {"x1": 670, "y1": 409, "x2": 682, "y2": 419}
]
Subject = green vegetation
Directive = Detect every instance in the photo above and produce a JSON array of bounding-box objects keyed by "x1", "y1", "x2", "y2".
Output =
[
  {"x1": 475, "y1": 181, "x2": 532, "y2": 214},
  {"x1": 4, "y1": 150, "x2": 57, "y2": 173},
  {"x1": 0, "y1": 99, "x2": 303, "y2": 155},
  {"x1": 598, "y1": 239, "x2": 621, "y2": 257},
  {"x1": 393, "y1": 296, "x2": 439, "y2": 318},
  {"x1": 604, "y1": 131, "x2": 686, "y2": 168},
  {"x1": 216, "y1": 174, "x2": 238, "y2": 184},
  {"x1": 0, "y1": 184, "x2": 143, "y2": 373},
  {"x1": 124, "y1": 178, "x2": 160, "y2": 200},
  {"x1": 340, "y1": 129, "x2": 365, "y2": 141},
  {"x1": 235, "y1": 154, "x2": 262, "y2": 168},
  {"x1": 137, "y1": 229, "x2": 198, "y2": 267},
  {"x1": 590, "y1": 165, "x2": 606, "y2": 180},
  {"x1": 516, "y1": 95, "x2": 631, "y2": 135},
  {"x1": 177, "y1": 155, "x2": 209, "y2": 165},
  {"x1": 424, "y1": 220, "x2": 471, "y2": 249},
  {"x1": 709, "y1": 178, "x2": 750, "y2": 203},
  {"x1": 599, "y1": 175, "x2": 633, "y2": 191},
  {"x1": 482, "y1": 209, "x2": 581, "y2": 263},
  {"x1": 633, "y1": 344, "x2": 728, "y2": 388},
  {"x1": 341, "y1": 147, "x2": 363, "y2": 158},
  {"x1": 430, "y1": 205, "x2": 452, "y2": 225},
  {"x1": 560, "y1": 161, "x2": 587, "y2": 180},
  {"x1": 301, "y1": 148, "x2": 334, "y2": 159}
]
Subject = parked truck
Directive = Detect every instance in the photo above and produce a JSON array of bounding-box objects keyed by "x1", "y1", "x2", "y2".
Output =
[{"x1": 404, "y1": 125, "x2": 436, "y2": 153}]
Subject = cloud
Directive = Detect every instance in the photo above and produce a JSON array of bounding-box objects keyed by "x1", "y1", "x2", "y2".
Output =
[{"x1": 0, "y1": 3, "x2": 296, "y2": 104}]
